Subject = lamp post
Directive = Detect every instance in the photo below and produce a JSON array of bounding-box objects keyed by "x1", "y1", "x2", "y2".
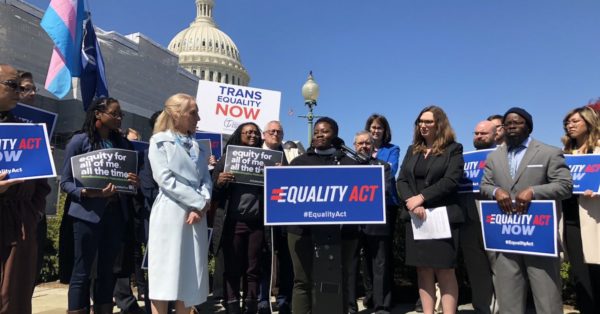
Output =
[
  {"x1": 300, "y1": 71, "x2": 320, "y2": 146},
  {"x1": 299, "y1": 72, "x2": 344, "y2": 313}
]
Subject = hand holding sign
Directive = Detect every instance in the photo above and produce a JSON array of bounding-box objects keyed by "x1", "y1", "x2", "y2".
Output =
[
  {"x1": 127, "y1": 172, "x2": 140, "y2": 189},
  {"x1": 515, "y1": 187, "x2": 534, "y2": 214},
  {"x1": 0, "y1": 172, "x2": 24, "y2": 193},
  {"x1": 217, "y1": 172, "x2": 235, "y2": 187},
  {"x1": 494, "y1": 188, "x2": 513, "y2": 214},
  {"x1": 82, "y1": 183, "x2": 117, "y2": 198}
]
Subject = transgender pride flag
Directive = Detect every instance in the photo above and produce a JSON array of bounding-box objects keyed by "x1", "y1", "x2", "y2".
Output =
[{"x1": 41, "y1": 0, "x2": 85, "y2": 98}]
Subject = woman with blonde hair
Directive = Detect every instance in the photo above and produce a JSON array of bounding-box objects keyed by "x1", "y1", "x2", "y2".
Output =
[
  {"x1": 147, "y1": 93, "x2": 212, "y2": 314},
  {"x1": 396, "y1": 105, "x2": 464, "y2": 314},
  {"x1": 561, "y1": 105, "x2": 600, "y2": 314}
]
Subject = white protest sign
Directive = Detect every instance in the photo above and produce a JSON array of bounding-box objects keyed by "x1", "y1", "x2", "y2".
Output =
[{"x1": 195, "y1": 80, "x2": 281, "y2": 135}]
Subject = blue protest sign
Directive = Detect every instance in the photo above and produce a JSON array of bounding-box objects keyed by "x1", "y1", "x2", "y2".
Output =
[
  {"x1": 458, "y1": 148, "x2": 495, "y2": 193},
  {"x1": 195, "y1": 131, "x2": 222, "y2": 159},
  {"x1": 565, "y1": 154, "x2": 600, "y2": 194},
  {"x1": 264, "y1": 165, "x2": 386, "y2": 225},
  {"x1": 480, "y1": 200, "x2": 557, "y2": 257},
  {"x1": 10, "y1": 103, "x2": 58, "y2": 137},
  {"x1": 0, "y1": 123, "x2": 56, "y2": 180}
]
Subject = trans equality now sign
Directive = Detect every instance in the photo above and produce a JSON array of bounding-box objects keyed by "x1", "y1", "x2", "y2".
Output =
[
  {"x1": 480, "y1": 200, "x2": 557, "y2": 257},
  {"x1": 264, "y1": 165, "x2": 386, "y2": 225},
  {"x1": 195, "y1": 81, "x2": 281, "y2": 135}
]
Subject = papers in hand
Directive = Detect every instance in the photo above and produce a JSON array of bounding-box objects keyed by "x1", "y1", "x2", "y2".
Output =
[{"x1": 410, "y1": 206, "x2": 452, "y2": 240}]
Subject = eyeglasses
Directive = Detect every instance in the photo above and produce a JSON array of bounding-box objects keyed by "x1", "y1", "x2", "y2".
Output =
[
  {"x1": 242, "y1": 130, "x2": 260, "y2": 136},
  {"x1": 418, "y1": 119, "x2": 435, "y2": 126},
  {"x1": 20, "y1": 85, "x2": 37, "y2": 95},
  {"x1": 1, "y1": 80, "x2": 21, "y2": 92},
  {"x1": 102, "y1": 111, "x2": 124, "y2": 118},
  {"x1": 355, "y1": 141, "x2": 372, "y2": 146},
  {"x1": 265, "y1": 129, "x2": 283, "y2": 136},
  {"x1": 564, "y1": 119, "x2": 583, "y2": 127}
]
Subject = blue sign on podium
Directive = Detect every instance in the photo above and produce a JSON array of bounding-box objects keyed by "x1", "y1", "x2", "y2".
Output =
[{"x1": 264, "y1": 165, "x2": 386, "y2": 225}]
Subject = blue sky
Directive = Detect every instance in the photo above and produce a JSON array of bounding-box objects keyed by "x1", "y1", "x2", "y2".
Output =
[{"x1": 29, "y1": 0, "x2": 600, "y2": 152}]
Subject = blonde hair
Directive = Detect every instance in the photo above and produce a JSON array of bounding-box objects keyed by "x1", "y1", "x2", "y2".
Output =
[
  {"x1": 412, "y1": 105, "x2": 456, "y2": 156},
  {"x1": 153, "y1": 93, "x2": 196, "y2": 134},
  {"x1": 561, "y1": 106, "x2": 600, "y2": 153}
]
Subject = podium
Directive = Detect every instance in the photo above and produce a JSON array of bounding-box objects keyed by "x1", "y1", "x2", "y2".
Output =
[{"x1": 311, "y1": 225, "x2": 344, "y2": 313}]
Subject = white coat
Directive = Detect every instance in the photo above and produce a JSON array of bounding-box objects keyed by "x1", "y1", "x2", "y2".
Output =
[{"x1": 147, "y1": 131, "x2": 213, "y2": 307}]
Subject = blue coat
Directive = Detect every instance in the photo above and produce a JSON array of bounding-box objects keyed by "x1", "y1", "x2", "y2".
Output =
[
  {"x1": 376, "y1": 143, "x2": 400, "y2": 206},
  {"x1": 60, "y1": 133, "x2": 132, "y2": 223},
  {"x1": 376, "y1": 143, "x2": 400, "y2": 178},
  {"x1": 147, "y1": 131, "x2": 212, "y2": 306}
]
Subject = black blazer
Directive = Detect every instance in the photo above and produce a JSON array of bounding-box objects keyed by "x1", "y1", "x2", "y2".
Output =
[{"x1": 396, "y1": 142, "x2": 465, "y2": 223}]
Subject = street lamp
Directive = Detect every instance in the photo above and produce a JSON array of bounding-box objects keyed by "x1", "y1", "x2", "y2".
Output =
[{"x1": 300, "y1": 71, "x2": 320, "y2": 146}]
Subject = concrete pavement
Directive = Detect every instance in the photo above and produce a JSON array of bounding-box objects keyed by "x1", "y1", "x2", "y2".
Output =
[{"x1": 33, "y1": 282, "x2": 580, "y2": 314}]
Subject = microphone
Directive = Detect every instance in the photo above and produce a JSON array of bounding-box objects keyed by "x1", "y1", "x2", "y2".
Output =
[{"x1": 332, "y1": 137, "x2": 370, "y2": 164}]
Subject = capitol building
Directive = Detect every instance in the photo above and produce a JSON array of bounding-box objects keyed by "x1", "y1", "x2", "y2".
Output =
[
  {"x1": 168, "y1": 0, "x2": 250, "y2": 86},
  {"x1": 0, "y1": 0, "x2": 249, "y2": 213}
]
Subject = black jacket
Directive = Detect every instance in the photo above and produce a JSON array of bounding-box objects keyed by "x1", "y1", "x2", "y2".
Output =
[
  {"x1": 396, "y1": 142, "x2": 465, "y2": 223},
  {"x1": 286, "y1": 147, "x2": 361, "y2": 236}
]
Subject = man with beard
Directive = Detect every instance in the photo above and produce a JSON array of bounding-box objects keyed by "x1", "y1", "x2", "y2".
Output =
[
  {"x1": 458, "y1": 120, "x2": 499, "y2": 314},
  {"x1": 473, "y1": 121, "x2": 497, "y2": 150},
  {"x1": 480, "y1": 107, "x2": 572, "y2": 313}
]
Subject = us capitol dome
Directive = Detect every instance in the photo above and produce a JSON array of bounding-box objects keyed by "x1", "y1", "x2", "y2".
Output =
[{"x1": 168, "y1": 0, "x2": 250, "y2": 86}]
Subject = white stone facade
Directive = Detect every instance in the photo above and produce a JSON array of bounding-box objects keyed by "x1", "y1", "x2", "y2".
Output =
[{"x1": 168, "y1": 0, "x2": 250, "y2": 86}]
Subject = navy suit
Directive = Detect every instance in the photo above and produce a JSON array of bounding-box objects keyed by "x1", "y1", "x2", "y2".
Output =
[{"x1": 60, "y1": 132, "x2": 132, "y2": 310}]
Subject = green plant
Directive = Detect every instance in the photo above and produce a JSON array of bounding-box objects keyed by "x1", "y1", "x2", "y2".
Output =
[{"x1": 39, "y1": 192, "x2": 66, "y2": 282}]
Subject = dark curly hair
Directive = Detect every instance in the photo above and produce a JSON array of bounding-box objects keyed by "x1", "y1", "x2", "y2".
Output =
[{"x1": 77, "y1": 97, "x2": 126, "y2": 150}]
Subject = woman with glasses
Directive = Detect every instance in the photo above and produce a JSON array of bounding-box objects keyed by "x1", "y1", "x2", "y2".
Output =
[
  {"x1": 17, "y1": 71, "x2": 37, "y2": 105},
  {"x1": 211, "y1": 122, "x2": 265, "y2": 314},
  {"x1": 365, "y1": 114, "x2": 400, "y2": 177},
  {"x1": 60, "y1": 97, "x2": 139, "y2": 314},
  {"x1": 147, "y1": 94, "x2": 212, "y2": 314},
  {"x1": 561, "y1": 106, "x2": 600, "y2": 314},
  {"x1": 396, "y1": 106, "x2": 464, "y2": 314},
  {"x1": 360, "y1": 114, "x2": 400, "y2": 312}
]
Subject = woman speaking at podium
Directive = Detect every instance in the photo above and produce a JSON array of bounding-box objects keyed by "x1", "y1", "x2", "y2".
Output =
[{"x1": 286, "y1": 117, "x2": 361, "y2": 313}]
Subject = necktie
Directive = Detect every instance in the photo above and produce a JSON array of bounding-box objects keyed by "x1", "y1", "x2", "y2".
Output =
[{"x1": 509, "y1": 145, "x2": 525, "y2": 178}]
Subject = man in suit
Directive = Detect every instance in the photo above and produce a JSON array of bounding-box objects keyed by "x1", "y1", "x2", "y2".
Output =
[
  {"x1": 350, "y1": 131, "x2": 397, "y2": 314},
  {"x1": 459, "y1": 120, "x2": 498, "y2": 314},
  {"x1": 258, "y1": 120, "x2": 293, "y2": 314},
  {"x1": 480, "y1": 107, "x2": 572, "y2": 314}
]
